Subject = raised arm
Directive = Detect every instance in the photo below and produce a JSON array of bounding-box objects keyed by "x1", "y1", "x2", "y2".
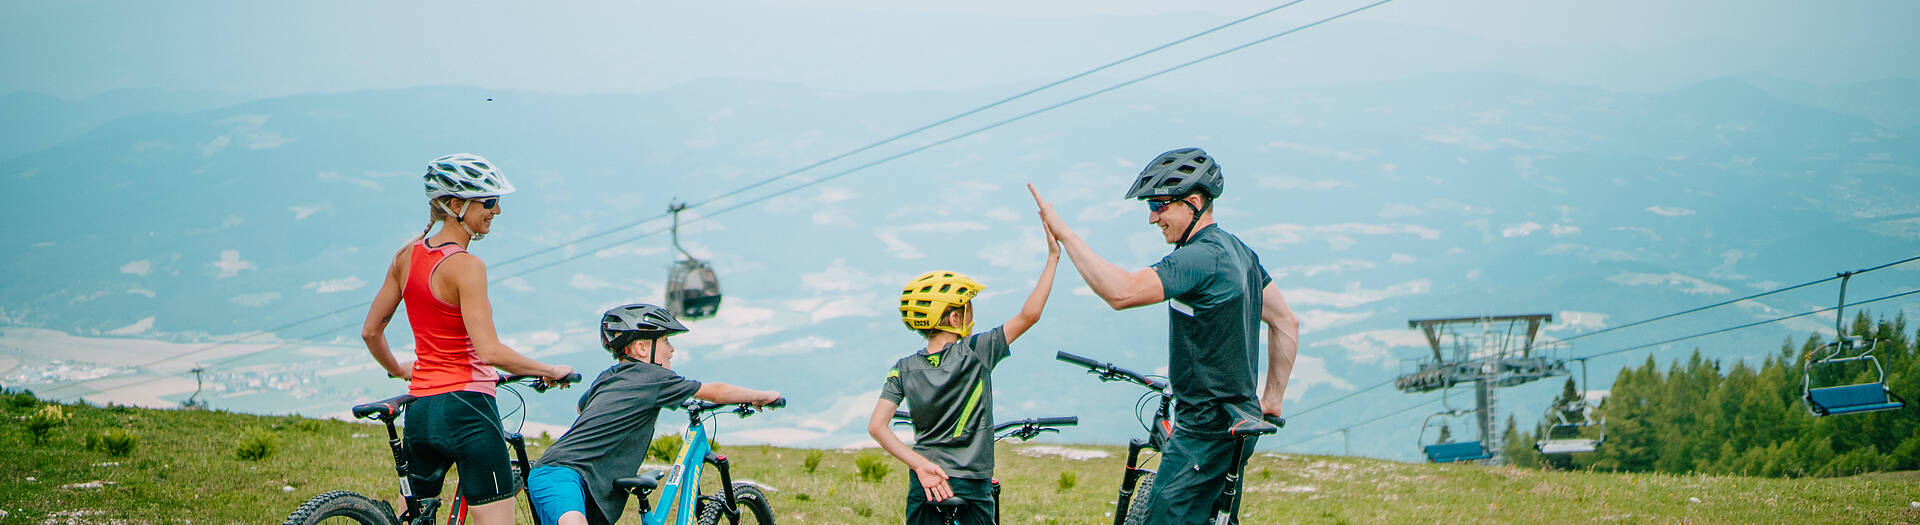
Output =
[
  {"x1": 1029, "y1": 184, "x2": 1163, "y2": 310},
  {"x1": 867, "y1": 398, "x2": 953, "y2": 503},
  {"x1": 362, "y1": 246, "x2": 412, "y2": 381},
  {"x1": 1001, "y1": 221, "x2": 1062, "y2": 344},
  {"x1": 694, "y1": 382, "x2": 781, "y2": 405},
  {"x1": 1258, "y1": 281, "x2": 1301, "y2": 417},
  {"x1": 446, "y1": 255, "x2": 572, "y2": 381}
]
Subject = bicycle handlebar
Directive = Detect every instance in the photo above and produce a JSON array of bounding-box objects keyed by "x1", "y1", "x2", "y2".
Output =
[
  {"x1": 994, "y1": 416, "x2": 1078, "y2": 432},
  {"x1": 682, "y1": 397, "x2": 787, "y2": 418},
  {"x1": 501, "y1": 372, "x2": 583, "y2": 393},
  {"x1": 1056, "y1": 351, "x2": 1168, "y2": 391},
  {"x1": 350, "y1": 372, "x2": 582, "y2": 421}
]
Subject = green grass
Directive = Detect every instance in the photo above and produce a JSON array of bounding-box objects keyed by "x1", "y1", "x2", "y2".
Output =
[{"x1": 3, "y1": 398, "x2": 1917, "y2": 523}]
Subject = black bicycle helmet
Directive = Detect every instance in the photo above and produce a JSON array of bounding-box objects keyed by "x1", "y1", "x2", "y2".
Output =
[
  {"x1": 1124, "y1": 147, "x2": 1223, "y2": 200},
  {"x1": 600, "y1": 303, "x2": 689, "y2": 356}
]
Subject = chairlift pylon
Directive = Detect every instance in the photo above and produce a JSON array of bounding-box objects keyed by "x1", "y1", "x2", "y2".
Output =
[
  {"x1": 1801, "y1": 273, "x2": 1906, "y2": 416},
  {"x1": 664, "y1": 202, "x2": 722, "y2": 321},
  {"x1": 1418, "y1": 390, "x2": 1492, "y2": 463},
  {"x1": 1536, "y1": 358, "x2": 1604, "y2": 454}
]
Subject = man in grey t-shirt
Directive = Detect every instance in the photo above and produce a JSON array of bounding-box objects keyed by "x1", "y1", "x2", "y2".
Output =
[
  {"x1": 528, "y1": 304, "x2": 779, "y2": 525},
  {"x1": 1031, "y1": 148, "x2": 1301, "y2": 524}
]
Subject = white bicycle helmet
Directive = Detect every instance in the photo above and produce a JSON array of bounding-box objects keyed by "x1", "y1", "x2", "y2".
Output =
[{"x1": 424, "y1": 153, "x2": 516, "y2": 200}]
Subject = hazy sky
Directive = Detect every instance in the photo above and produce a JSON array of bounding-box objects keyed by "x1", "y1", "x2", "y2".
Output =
[{"x1": 4, "y1": 0, "x2": 1916, "y2": 98}]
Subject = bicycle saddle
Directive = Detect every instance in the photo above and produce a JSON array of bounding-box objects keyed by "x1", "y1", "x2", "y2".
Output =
[
  {"x1": 930, "y1": 497, "x2": 966, "y2": 508},
  {"x1": 351, "y1": 394, "x2": 417, "y2": 421},
  {"x1": 615, "y1": 470, "x2": 667, "y2": 495},
  {"x1": 1226, "y1": 404, "x2": 1283, "y2": 438}
]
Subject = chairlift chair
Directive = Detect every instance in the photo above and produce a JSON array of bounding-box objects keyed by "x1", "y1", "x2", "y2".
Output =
[
  {"x1": 1536, "y1": 358, "x2": 1605, "y2": 454},
  {"x1": 664, "y1": 202, "x2": 722, "y2": 320},
  {"x1": 1535, "y1": 404, "x2": 1604, "y2": 454},
  {"x1": 1799, "y1": 272, "x2": 1907, "y2": 417},
  {"x1": 1802, "y1": 336, "x2": 1906, "y2": 417},
  {"x1": 1419, "y1": 408, "x2": 1491, "y2": 463}
]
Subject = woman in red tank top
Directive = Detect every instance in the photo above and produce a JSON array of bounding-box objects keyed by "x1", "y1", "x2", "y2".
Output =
[{"x1": 360, "y1": 153, "x2": 574, "y2": 525}]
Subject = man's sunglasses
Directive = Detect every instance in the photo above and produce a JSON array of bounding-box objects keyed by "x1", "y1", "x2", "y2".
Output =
[{"x1": 1147, "y1": 198, "x2": 1181, "y2": 213}]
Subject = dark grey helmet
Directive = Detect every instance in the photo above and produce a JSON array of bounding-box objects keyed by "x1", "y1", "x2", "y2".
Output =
[
  {"x1": 600, "y1": 303, "x2": 689, "y2": 353},
  {"x1": 1124, "y1": 147, "x2": 1223, "y2": 200}
]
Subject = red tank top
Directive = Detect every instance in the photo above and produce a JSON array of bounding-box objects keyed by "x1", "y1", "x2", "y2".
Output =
[{"x1": 404, "y1": 239, "x2": 497, "y2": 397}]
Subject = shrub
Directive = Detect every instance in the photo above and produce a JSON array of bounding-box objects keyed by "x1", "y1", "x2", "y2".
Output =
[
  {"x1": 854, "y1": 452, "x2": 891, "y2": 483},
  {"x1": 1056, "y1": 470, "x2": 1078, "y2": 491},
  {"x1": 85, "y1": 429, "x2": 139, "y2": 457},
  {"x1": 25, "y1": 404, "x2": 69, "y2": 443},
  {"x1": 803, "y1": 449, "x2": 823, "y2": 474},
  {"x1": 236, "y1": 428, "x2": 278, "y2": 461},
  {"x1": 649, "y1": 434, "x2": 683, "y2": 463},
  {"x1": 6, "y1": 390, "x2": 37, "y2": 408}
]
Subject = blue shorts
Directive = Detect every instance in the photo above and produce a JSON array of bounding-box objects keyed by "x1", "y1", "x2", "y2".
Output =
[{"x1": 527, "y1": 465, "x2": 588, "y2": 525}]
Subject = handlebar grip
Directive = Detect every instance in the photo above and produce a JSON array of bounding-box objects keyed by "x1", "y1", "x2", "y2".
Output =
[
  {"x1": 1032, "y1": 416, "x2": 1079, "y2": 427},
  {"x1": 764, "y1": 397, "x2": 786, "y2": 410},
  {"x1": 1055, "y1": 351, "x2": 1102, "y2": 369}
]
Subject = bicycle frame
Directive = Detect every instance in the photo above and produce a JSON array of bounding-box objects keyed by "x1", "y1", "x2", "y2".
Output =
[
  {"x1": 348, "y1": 373, "x2": 574, "y2": 525},
  {"x1": 1056, "y1": 350, "x2": 1272, "y2": 525},
  {"x1": 371, "y1": 414, "x2": 538, "y2": 525},
  {"x1": 643, "y1": 404, "x2": 745, "y2": 525}
]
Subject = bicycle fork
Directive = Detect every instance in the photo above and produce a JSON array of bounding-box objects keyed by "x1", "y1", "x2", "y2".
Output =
[
  {"x1": 700, "y1": 452, "x2": 740, "y2": 523},
  {"x1": 1111, "y1": 438, "x2": 1155, "y2": 525}
]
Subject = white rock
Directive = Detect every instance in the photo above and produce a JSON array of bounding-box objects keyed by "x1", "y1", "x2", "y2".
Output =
[
  {"x1": 92, "y1": 461, "x2": 119, "y2": 467},
  {"x1": 25, "y1": 477, "x2": 35, "y2": 482},
  {"x1": 352, "y1": 433, "x2": 369, "y2": 439},
  {"x1": 1910, "y1": 501, "x2": 1918, "y2": 509},
  {"x1": 1688, "y1": 497, "x2": 1701, "y2": 503},
  {"x1": 60, "y1": 480, "x2": 116, "y2": 490},
  {"x1": 282, "y1": 485, "x2": 295, "y2": 493}
]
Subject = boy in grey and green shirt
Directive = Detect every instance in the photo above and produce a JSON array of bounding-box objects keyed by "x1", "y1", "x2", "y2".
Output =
[{"x1": 867, "y1": 220, "x2": 1062, "y2": 525}]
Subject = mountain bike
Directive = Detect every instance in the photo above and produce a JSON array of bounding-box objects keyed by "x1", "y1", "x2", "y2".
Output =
[
  {"x1": 1056, "y1": 351, "x2": 1281, "y2": 525},
  {"x1": 890, "y1": 409, "x2": 1079, "y2": 524},
  {"x1": 283, "y1": 372, "x2": 579, "y2": 525},
  {"x1": 611, "y1": 396, "x2": 787, "y2": 525}
]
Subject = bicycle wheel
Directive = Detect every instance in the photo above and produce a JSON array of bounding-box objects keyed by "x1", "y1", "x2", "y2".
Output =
[
  {"x1": 696, "y1": 483, "x2": 775, "y2": 525},
  {"x1": 1121, "y1": 472, "x2": 1155, "y2": 525},
  {"x1": 283, "y1": 490, "x2": 399, "y2": 525}
]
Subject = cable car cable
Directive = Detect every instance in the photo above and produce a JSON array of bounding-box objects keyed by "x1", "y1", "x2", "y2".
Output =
[
  {"x1": 45, "y1": 1, "x2": 1401, "y2": 399},
  {"x1": 1558, "y1": 254, "x2": 1920, "y2": 343}
]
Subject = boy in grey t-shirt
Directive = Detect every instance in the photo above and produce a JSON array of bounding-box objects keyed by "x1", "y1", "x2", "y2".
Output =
[
  {"x1": 528, "y1": 304, "x2": 779, "y2": 525},
  {"x1": 867, "y1": 222, "x2": 1062, "y2": 525}
]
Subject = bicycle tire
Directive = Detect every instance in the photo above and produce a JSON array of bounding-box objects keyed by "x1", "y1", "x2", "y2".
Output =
[
  {"x1": 696, "y1": 483, "x2": 775, "y2": 525},
  {"x1": 283, "y1": 490, "x2": 399, "y2": 525},
  {"x1": 1121, "y1": 472, "x2": 1155, "y2": 525}
]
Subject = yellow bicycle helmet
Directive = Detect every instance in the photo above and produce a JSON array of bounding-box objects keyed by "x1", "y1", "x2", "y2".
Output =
[{"x1": 900, "y1": 270, "x2": 985, "y2": 337}]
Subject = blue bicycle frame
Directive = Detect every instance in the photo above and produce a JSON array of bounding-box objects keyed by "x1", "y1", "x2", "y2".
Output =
[{"x1": 643, "y1": 419, "x2": 716, "y2": 525}]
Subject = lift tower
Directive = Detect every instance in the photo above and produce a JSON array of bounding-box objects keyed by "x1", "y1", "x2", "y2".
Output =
[{"x1": 1397, "y1": 314, "x2": 1565, "y2": 464}]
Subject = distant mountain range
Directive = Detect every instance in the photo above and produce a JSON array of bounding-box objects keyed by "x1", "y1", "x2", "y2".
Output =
[{"x1": 3, "y1": 73, "x2": 1915, "y2": 460}]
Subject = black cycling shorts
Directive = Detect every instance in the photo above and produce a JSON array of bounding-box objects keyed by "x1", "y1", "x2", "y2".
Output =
[
  {"x1": 905, "y1": 470, "x2": 996, "y2": 525},
  {"x1": 403, "y1": 391, "x2": 517, "y2": 506}
]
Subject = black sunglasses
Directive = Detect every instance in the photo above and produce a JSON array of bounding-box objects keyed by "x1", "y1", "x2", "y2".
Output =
[
  {"x1": 1147, "y1": 198, "x2": 1181, "y2": 213},
  {"x1": 476, "y1": 197, "x2": 499, "y2": 210}
]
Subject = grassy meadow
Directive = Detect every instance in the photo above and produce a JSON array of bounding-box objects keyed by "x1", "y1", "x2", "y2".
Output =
[{"x1": 2, "y1": 396, "x2": 1917, "y2": 524}]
